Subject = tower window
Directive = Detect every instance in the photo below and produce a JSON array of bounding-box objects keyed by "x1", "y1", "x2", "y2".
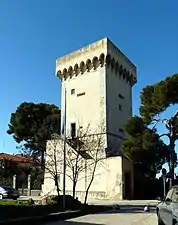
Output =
[
  {"x1": 77, "y1": 92, "x2": 85, "y2": 97},
  {"x1": 71, "y1": 89, "x2": 75, "y2": 95},
  {"x1": 119, "y1": 128, "x2": 124, "y2": 133},
  {"x1": 118, "y1": 94, "x2": 124, "y2": 99},
  {"x1": 119, "y1": 104, "x2": 122, "y2": 111},
  {"x1": 71, "y1": 123, "x2": 76, "y2": 138}
]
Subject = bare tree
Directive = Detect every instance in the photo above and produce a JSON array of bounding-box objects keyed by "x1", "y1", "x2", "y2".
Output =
[
  {"x1": 64, "y1": 125, "x2": 92, "y2": 198},
  {"x1": 44, "y1": 134, "x2": 63, "y2": 198},
  {"x1": 62, "y1": 124, "x2": 106, "y2": 202},
  {"x1": 44, "y1": 131, "x2": 86, "y2": 199},
  {"x1": 43, "y1": 122, "x2": 106, "y2": 203},
  {"x1": 65, "y1": 144, "x2": 85, "y2": 198},
  {"x1": 81, "y1": 129, "x2": 106, "y2": 204}
]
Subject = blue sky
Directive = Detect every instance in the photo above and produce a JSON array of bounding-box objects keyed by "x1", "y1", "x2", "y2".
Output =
[{"x1": 0, "y1": 0, "x2": 177, "y2": 168}]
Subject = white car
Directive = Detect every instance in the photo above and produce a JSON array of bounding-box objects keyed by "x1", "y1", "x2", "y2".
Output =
[{"x1": 157, "y1": 185, "x2": 178, "y2": 225}]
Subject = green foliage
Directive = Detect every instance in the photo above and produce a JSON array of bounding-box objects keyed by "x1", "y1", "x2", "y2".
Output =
[
  {"x1": 0, "y1": 158, "x2": 43, "y2": 189},
  {"x1": 124, "y1": 116, "x2": 146, "y2": 137},
  {"x1": 0, "y1": 200, "x2": 29, "y2": 206},
  {"x1": 0, "y1": 159, "x2": 19, "y2": 177},
  {"x1": 138, "y1": 74, "x2": 178, "y2": 180},
  {"x1": 123, "y1": 74, "x2": 178, "y2": 180},
  {"x1": 140, "y1": 74, "x2": 178, "y2": 123},
  {"x1": 7, "y1": 102, "x2": 61, "y2": 165},
  {"x1": 30, "y1": 167, "x2": 44, "y2": 189},
  {"x1": 122, "y1": 116, "x2": 170, "y2": 178},
  {"x1": 0, "y1": 159, "x2": 19, "y2": 186}
]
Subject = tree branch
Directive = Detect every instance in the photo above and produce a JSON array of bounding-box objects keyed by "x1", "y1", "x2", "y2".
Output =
[
  {"x1": 159, "y1": 133, "x2": 170, "y2": 139},
  {"x1": 173, "y1": 110, "x2": 178, "y2": 121}
]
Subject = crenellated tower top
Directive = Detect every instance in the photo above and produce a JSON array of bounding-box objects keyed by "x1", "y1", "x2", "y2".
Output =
[{"x1": 56, "y1": 37, "x2": 137, "y2": 86}]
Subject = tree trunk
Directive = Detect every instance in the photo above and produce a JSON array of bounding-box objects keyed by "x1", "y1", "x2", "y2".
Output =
[
  {"x1": 72, "y1": 153, "x2": 79, "y2": 199},
  {"x1": 53, "y1": 147, "x2": 60, "y2": 199},
  {"x1": 56, "y1": 183, "x2": 60, "y2": 199},
  {"x1": 84, "y1": 163, "x2": 97, "y2": 204},
  {"x1": 41, "y1": 150, "x2": 45, "y2": 168},
  {"x1": 169, "y1": 137, "x2": 175, "y2": 189},
  {"x1": 73, "y1": 181, "x2": 77, "y2": 199},
  {"x1": 55, "y1": 175, "x2": 60, "y2": 200},
  {"x1": 84, "y1": 174, "x2": 94, "y2": 204},
  {"x1": 169, "y1": 158, "x2": 174, "y2": 188}
]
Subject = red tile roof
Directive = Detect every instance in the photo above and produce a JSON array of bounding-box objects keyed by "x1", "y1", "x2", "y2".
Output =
[{"x1": 0, "y1": 153, "x2": 38, "y2": 164}]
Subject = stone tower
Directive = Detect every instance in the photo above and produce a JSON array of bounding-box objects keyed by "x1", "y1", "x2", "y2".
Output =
[
  {"x1": 56, "y1": 38, "x2": 137, "y2": 156},
  {"x1": 42, "y1": 38, "x2": 137, "y2": 200}
]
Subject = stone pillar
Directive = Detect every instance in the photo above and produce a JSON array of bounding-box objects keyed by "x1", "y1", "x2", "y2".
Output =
[
  {"x1": 27, "y1": 174, "x2": 31, "y2": 196},
  {"x1": 13, "y1": 175, "x2": 16, "y2": 189}
]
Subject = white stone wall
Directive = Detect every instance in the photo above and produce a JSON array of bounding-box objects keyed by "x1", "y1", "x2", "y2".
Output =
[
  {"x1": 59, "y1": 40, "x2": 108, "y2": 148},
  {"x1": 58, "y1": 38, "x2": 136, "y2": 156},
  {"x1": 41, "y1": 139, "x2": 127, "y2": 201},
  {"x1": 61, "y1": 65, "x2": 107, "y2": 140},
  {"x1": 106, "y1": 65, "x2": 132, "y2": 154}
]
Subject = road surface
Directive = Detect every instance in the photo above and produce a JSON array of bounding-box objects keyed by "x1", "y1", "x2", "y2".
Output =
[{"x1": 43, "y1": 201, "x2": 158, "y2": 225}]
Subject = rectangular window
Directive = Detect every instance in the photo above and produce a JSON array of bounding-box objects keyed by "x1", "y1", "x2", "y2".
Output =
[
  {"x1": 71, "y1": 89, "x2": 75, "y2": 95},
  {"x1": 71, "y1": 123, "x2": 76, "y2": 138},
  {"x1": 119, "y1": 128, "x2": 124, "y2": 133},
  {"x1": 118, "y1": 94, "x2": 124, "y2": 99},
  {"x1": 119, "y1": 104, "x2": 122, "y2": 111},
  {"x1": 77, "y1": 92, "x2": 85, "y2": 97}
]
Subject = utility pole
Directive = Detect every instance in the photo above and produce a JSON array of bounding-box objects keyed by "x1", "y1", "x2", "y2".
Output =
[{"x1": 62, "y1": 87, "x2": 67, "y2": 211}]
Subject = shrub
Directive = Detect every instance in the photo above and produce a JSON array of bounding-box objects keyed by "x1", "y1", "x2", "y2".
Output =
[{"x1": 0, "y1": 200, "x2": 29, "y2": 206}]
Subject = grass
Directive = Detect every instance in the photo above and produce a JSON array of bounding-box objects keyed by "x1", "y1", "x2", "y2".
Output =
[
  {"x1": 0, "y1": 198, "x2": 112, "y2": 223},
  {"x1": 0, "y1": 203, "x2": 65, "y2": 220},
  {"x1": 0, "y1": 200, "x2": 29, "y2": 206}
]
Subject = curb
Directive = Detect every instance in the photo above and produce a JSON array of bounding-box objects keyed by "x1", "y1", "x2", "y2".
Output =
[
  {"x1": 0, "y1": 210, "x2": 81, "y2": 225},
  {"x1": 0, "y1": 205, "x2": 113, "y2": 225}
]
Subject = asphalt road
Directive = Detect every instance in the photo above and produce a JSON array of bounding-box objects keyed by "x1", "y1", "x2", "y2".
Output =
[
  {"x1": 43, "y1": 201, "x2": 158, "y2": 225},
  {"x1": 44, "y1": 212, "x2": 157, "y2": 225}
]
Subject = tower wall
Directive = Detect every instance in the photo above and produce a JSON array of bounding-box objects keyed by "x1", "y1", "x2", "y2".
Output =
[
  {"x1": 56, "y1": 38, "x2": 137, "y2": 155},
  {"x1": 105, "y1": 40, "x2": 136, "y2": 154},
  {"x1": 58, "y1": 39, "x2": 108, "y2": 149},
  {"x1": 61, "y1": 65, "x2": 107, "y2": 139}
]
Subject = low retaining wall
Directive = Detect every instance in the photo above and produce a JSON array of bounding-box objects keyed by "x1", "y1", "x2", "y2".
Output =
[
  {"x1": 65, "y1": 190, "x2": 106, "y2": 202},
  {"x1": 18, "y1": 189, "x2": 41, "y2": 196}
]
